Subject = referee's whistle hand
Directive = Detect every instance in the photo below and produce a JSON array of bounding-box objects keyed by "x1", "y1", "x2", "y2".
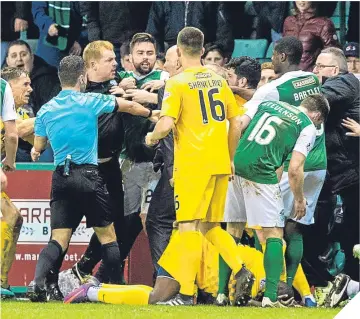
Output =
[{"x1": 31, "y1": 147, "x2": 41, "y2": 162}]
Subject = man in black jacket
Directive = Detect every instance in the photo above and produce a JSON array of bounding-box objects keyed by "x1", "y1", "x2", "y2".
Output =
[
  {"x1": 314, "y1": 47, "x2": 359, "y2": 281},
  {"x1": 1, "y1": 2, "x2": 39, "y2": 65},
  {"x1": 80, "y1": 2, "x2": 151, "y2": 67},
  {"x1": 3, "y1": 40, "x2": 61, "y2": 115},
  {"x1": 146, "y1": 2, "x2": 233, "y2": 56},
  {"x1": 146, "y1": 46, "x2": 181, "y2": 271}
]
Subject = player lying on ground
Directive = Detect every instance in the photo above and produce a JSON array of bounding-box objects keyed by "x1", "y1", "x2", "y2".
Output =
[
  {"x1": 216, "y1": 228, "x2": 317, "y2": 307},
  {"x1": 63, "y1": 233, "x2": 296, "y2": 306}
]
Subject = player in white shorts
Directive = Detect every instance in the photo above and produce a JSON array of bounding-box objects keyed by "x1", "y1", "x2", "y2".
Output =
[
  {"x1": 224, "y1": 95, "x2": 329, "y2": 307},
  {"x1": 234, "y1": 37, "x2": 328, "y2": 295}
]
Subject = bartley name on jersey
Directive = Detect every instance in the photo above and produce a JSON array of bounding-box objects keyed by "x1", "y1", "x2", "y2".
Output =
[{"x1": 292, "y1": 77, "x2": 321, "y2": 101}]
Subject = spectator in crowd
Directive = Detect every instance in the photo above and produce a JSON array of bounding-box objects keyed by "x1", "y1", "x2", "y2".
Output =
[
  {"x1": 1, "y1": 2, "x2": 39, "y2": 65},
  {"x1": 154, "y1": 53, "x2": 166, "y2": 71},
  {"x1": 202, "y1": 43, "x2": 228, "y2": 67},
  {"x1": 283, "y1": 1, "x2": 339, "y2": 72},
  {"x1": 258, "y1": 62, "x2": 277, "y2": 88},
  {"x1": 314, "y1": 47, "x2": 359, "y2": 282},
  {"x1": 80, "y1": 2, "x2": 151, "y2": 67},
  {"x1": 346, "y1": 2, "x2": 359, "y2": 43},
  {"x1": 225, "y1": 57, "x2": 261, "y2": 107},
  {"x1": 343, "y1": 42, "x2": 360, "y2": 80},
  {"x1": 119, "y1": 41, "x2": 135, "y2": 72},
  {"x1": 253, "y1": 2, "x2": 288, "y2": 42},
  {"x1": 32, "y1": 1, "x2": 83, "y2": 68},
  {"x1": 146, "y1": 2, "x2": 233, "y2": 56},
  {"x1": 3, "y1": 40, "x2": 61, "y2": 115}
]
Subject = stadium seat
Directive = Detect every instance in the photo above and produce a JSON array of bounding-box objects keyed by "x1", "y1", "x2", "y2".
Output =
[
  {"x1": 20, "y1": 31, "x2": 38, "y2": 55},
  {"x1": 266, "y1": 42, "x2": 275, "y2": 59},
  {"x1": 25, "y1": 39, "x2": 38, "y2": 55},
  {"x1": 232, "y1": 39, "x2": 269, "y2": 59}
]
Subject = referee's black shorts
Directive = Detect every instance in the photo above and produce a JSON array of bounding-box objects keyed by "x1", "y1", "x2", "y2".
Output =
[{"x1": 50, "y1": 164, "x2": 113, "y2": 230}]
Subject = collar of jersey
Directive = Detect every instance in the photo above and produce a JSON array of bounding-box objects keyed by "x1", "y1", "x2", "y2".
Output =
[{"x1": 130, "y1": 69, "x2": 158, "y2": 81}]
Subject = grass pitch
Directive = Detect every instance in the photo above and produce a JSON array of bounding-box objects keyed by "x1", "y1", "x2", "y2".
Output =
[{"x1": 2, "y1": 300, "x2": 341, "y2": 319}]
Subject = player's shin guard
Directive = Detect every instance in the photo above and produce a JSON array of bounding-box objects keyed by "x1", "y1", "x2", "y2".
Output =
[
  {"x1": 101, "y1": 241, "x2": 121, "y2": 284},
  {"x1": 293, "y1": 264, "x2": 311, "y2": 298},
  {"x1": 34, "y1": 240, "x2": 63, "y2": 288},
  {"x1": 1, "y1": 221, "x2": 13, "y2": 287},
  {"x1": 205, "y1": 226, "x2": 243, "y2": 274},
  {"x1": 264, "y1": 238, "x2": 283, "y2": 302},
  {"x1": 280, "y1": 242, "x2": 287, "y2": 282},
  {"x1": 285, "y1": 232, "x2": 303, "y2": 287}
]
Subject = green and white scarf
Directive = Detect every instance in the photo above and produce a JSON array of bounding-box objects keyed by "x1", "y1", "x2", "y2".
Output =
[{"x1": 45, "y1": 1, "x2": 71, "y2": 50}]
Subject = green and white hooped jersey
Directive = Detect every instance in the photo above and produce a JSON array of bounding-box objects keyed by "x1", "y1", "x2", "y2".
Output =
[
  {"x1": 118, "y1": 70, "x2": 169, "y2": 89},
  {"x1": 0, "y1": 79, "x2": 17, "y2": 122},
  {"x1": 234, "y1": 101, "x2": 316, "y2": 184},
  {"x1": 244, "y1": 70, "x2": 326, "y2": 172}
]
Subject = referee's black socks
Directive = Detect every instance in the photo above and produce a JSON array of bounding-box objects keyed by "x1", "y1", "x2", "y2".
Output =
[
  {"x1": 34, "y1": 240, "x2": 63, "y2": 288},
  {"x1": 101, "y1": 241, "x2": 122, "y2": 284}
]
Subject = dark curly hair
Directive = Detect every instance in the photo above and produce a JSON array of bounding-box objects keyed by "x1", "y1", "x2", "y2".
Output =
[
  {"x1": 202, "y1": 43, "x2": 226, "y2": 60},
  {"x1": 225, "y1": 56, "x2": 261, "y2": 89}
]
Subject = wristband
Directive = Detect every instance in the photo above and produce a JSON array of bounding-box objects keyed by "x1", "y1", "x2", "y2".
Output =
[{"x1": 147, "y1": 108, "x2": 153, "y2": 118}]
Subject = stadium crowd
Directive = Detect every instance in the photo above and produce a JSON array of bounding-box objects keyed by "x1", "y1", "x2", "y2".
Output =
[{"x1": 0, "y1": 0, "x2": 359, "y2": 309}]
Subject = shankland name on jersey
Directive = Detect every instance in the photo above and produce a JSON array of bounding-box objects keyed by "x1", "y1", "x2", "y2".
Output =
[{"x1": 188, "y1": 79, "x2": 223, "y2": 90}]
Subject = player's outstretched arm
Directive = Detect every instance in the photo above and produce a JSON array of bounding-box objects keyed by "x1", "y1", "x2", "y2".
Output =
[
  {"x1": 115, "y1": 97, "x2": 153, "y2": 118},
  {"x1": 288, "y1": 151, "x2": 306, "y2": 220},
  {"x1": 145, "y1": 116, "x2": 174, "y2": 146}
]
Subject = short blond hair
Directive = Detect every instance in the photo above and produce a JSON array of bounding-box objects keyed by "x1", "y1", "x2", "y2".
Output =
[
  {"x1": 261, "y1": 62, "x2": 274, "y2": 71},
  {"x1": 83, "y1": 41, "x2": 114, "y2": 68},
  {"x1": 177, "y1": 27, "x2": 204, "y2": 57}
]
